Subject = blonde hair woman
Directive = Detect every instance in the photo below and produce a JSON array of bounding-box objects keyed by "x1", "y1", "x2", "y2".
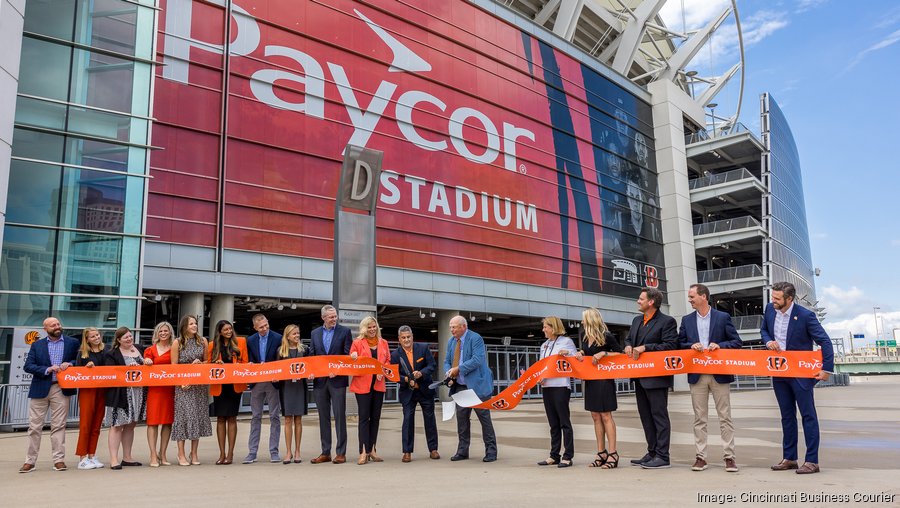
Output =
[
  {"x1": 536, "y1": 316, "x2": 577, "y2": 468},
  {"x1": 348, "y1": 316, "x2": 390, "y2": 464},
  {"x1": 144, "y1": 321, "x2": 175, "y2": 467},
  {"x1": 277, "y1": 324, "x2": 308, "y2": 464},
  {"x1": 74, "y1": 328, "x2": 107, "y2": 469},
  {"x1": 574, "y1": 308, "x2": 624, "y2": 468}
]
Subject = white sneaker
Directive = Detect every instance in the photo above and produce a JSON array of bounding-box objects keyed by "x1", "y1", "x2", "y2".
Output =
[
  {"x1": 77, "y1": 458, "x2": 93, "y2": 470},
  {"x1": 90, "y1": 457, "x2": 105, "y2": 469}
]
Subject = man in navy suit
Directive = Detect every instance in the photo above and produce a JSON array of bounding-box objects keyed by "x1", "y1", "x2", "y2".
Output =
[
  {"x1": 761, "y1": 281, "x2": 834, "y2": 475},
  {"x1": 243, "y1": 313, "x2": 283, "y2": 464},
  {"x1": 391, "y1": 326, "x2": 439, "y2": 462},
  {"x1": 678, "y1": 283, "x2": 743, "y2": 473},
  {"x1": 444, "y1": 315, "x2": 498, "y2": 462},
  {"x1": 307, "y1": 304, "x2": 353, "y2": 464},
  {"x1": 624, "y1": 287, "x2": 678, "y2": 469},
  {"x1": 20, "y1": 317, "x2": 79, "y2": 473}
]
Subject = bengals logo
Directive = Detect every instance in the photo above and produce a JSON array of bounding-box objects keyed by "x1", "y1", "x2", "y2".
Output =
[
  {"x1": 663, "y1": 356, "x2": 684, "y2": 371},
  {"x1": 124, "y1": 370, "x2": 142, "y2": 383},
  {"x1": 644, "y1": 266, "x2": 659, "y2": 288},
  {"x1": 491, "y1": 399, "x2": 510, "y2": 410},
  {"x1": 209, "y1": 368, "x2": 226, "y2": 380},
  {"x1": 556, "y1": 359, "x2": 573, "y2": 373},
  {"x1": 290, "y1": 362, "x2": 306, "y2": 375},
  {"x1": 767, "y1": 356, "x2": 789, "y2": 372},
  {"x1": 381, "y1": 366, "x2": 395, "y2": 378},
  {"x1": 24, "y1": 331, "x2": 40, "y2": 345}
]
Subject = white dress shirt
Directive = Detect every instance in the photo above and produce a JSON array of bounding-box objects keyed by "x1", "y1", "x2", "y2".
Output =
[
  {"x1": 540, "y1": 336, "x2": 576, "y2": 388},
  {"x1": 773, "y1": 302, "x2": 794, "y2": 351},
  {"x1": 696, "y1": 308, "x2": 711, "y2": 348}
]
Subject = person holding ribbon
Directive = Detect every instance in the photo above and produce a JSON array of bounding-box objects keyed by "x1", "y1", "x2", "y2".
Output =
[
  {"x1": 144, "y1": 321, "x2": 175, "y2": 467},
  {"x1": 574, "y1": 308, "x2": 624, "y2": 469},
  {"x1": 349, "y1": 316, "x2": 391, "y2": 465},
  {"x1": 74, "y1": 327, "x2": 107, "y2": 470},
  {"x1": 103, "y1": 327, "x2": 146, "y2": 469},
  {"x1": 208, "y1": 319, "x2": 248, "y2": 465},
  {"x1": 278, "y1": 324, "x2": 308, "y2": 464},
  {"x1": 390, "y1": 325, "x2": 439, "y2": 462},
  {"x1": 536, "y1": 316, "x2": 576, "y2": 468},
  {"x1": 170, "y1": 315, "x2": 211, "y2": 466}
]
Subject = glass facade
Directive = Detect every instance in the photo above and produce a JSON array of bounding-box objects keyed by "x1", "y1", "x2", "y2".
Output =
[
  {"x1": 761, "y1": 93, "x2": 817, "y2": 305},
  {"x1": 0, "y1": 0, "x2": 157, "y2": 329}
]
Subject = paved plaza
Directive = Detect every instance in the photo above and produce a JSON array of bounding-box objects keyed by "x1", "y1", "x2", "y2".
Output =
[{"x1": 1, "y1": 376, "x2": 898, "y2": 507}]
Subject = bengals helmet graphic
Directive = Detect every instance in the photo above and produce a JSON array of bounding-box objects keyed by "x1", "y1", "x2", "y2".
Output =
[
  {"x1": 209, "y1": 367, "x2": 226, "y2": 380},
  {"x1": 290, "y1": 362, "x2": 306, "y2": 375},
  {"x1": 381, "y1": 366, "x2": 395, "y2": 379},
  {"x1": 663, "y1": 356, "x2": 684, "y2": 371},
  {"x1": 767, "y1": 356, "x2": 789, "y2": 372},
  {"x1": 556, "y1": 359, "x2": 573, "y2": 373},
  {"x1": 124, "y1": 370, "x2": 142, "y2": 383},
  {"x1": 24, "y1": 330, "x2": 40, "y2": 345}
]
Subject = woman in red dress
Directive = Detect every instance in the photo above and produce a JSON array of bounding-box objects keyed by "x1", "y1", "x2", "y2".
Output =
[{"x1": 144, "y1": 321, "x2": 175, "y2": 467}]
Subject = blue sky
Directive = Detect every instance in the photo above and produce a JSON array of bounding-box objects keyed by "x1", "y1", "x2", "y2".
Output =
[{"x1": 660, "y1": 0, "x2": 900, "y2": 347}]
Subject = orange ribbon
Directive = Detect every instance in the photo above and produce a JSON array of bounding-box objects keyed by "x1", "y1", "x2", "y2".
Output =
[
  {"x1": 474, "y1": 349, "x2": 824, "y2": 410},
  {"x1": 57, "y1": 356, "x2": 400, "y2": 388}
]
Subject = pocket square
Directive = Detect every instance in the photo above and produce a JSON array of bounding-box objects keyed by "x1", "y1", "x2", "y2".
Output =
[{"x1": 417, "y1": 357, "x2": 424, "y2": 362}]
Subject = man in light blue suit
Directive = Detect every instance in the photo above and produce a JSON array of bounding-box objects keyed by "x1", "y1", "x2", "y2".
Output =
[
  {"x1": 761, "y1": 282, "x2": 834, "y2": 475},
  {"x1": 678, "y1": 283, "x2": 743, "y2": 473},
  {"x1": 444, "y1": 316, "x2": 497, "y2": 462}
]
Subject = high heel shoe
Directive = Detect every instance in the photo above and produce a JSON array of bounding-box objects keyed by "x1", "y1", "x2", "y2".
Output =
[
  {"x1": 358, "y1": 453, "x2": 369, "y2": 465},
  {"x1": 368, "y1": 450, "x2": 384, "y2": 462}
]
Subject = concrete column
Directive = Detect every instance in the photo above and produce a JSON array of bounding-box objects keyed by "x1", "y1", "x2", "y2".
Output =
[
  {"x1": 436, "y1": 310, "x2": 459, "y2": 401},
  {"x1": 209, "y1": 294, "x2": 234, "y2": 336},
  {"x1": 179, "y1": 292, "x2": 204, "y2": 337},
  {"x1": 0, "y1": 0, "x2": 27, "y2": 255},
  {"x1": 648, "y1": 80, "x2": 704, "y2": 392}
]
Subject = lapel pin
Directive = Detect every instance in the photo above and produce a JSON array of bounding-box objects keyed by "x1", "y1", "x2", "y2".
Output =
[{"x1": 793, "y1": 316, "x2": 798, "y2": 321}]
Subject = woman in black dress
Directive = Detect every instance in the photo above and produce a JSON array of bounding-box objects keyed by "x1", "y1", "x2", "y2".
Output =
[
  {"x1": 278, "y1": 324, "x2": 308, "y2": 464},
  {"x1": 208, "y1": 320, "x2": 248, "y2": 465},
  {"x1": 575, "y1": 307, "x2": 623, "y2": 468}
]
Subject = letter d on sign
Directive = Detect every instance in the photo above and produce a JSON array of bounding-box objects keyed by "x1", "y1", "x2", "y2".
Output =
[{"x1": 338, "y1": 145, "x2": 383, "y2": 213}]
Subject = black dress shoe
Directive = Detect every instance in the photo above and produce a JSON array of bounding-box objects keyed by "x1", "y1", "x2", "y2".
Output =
[
  {"x1": 482, "y1": 456, "x2": 497, "y2": 463},
  {"x1": 450, "y1": 454, "x2": 469, "y2": 461},
  {"x1": 110, "y1": 464, "x2": 123, "y2": 470},
  {"x1": 640, "y1": 457, "x2": 671, "y2": 469},
  {"x1": 631, "y1": 453, "x2": 654, "y2": 465},
  {"x1": 121, "y1": 461, "x2": 142, "y2": 467}
]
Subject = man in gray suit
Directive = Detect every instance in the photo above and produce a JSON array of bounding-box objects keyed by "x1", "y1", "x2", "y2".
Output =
[{"x1": 307, "y1": 305, "x2": 353, "y2": 464}]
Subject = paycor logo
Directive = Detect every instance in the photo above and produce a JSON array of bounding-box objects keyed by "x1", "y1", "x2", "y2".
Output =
[{"x1": 162, "y1": 0, "x2": 536, "y2": 172}]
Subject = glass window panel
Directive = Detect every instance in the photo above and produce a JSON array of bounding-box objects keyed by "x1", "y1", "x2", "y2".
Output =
[
  {"x1": 0, "y1": 226, "x2": 56, "y2": 292},
  {"x1": 75, "y1": 0, "x2": 138, "y2": 56},
  {"x1": 23, "y1": 0, "x2": 76, "y2": 41},
  {"x1": 0, "y1": 295, "x2": 52, "y2": 328},
  {"x1": 17, "y1": 37, "x2": 72, "y2": 101},
  {"x1": 54, "y1": 231, "x2": 123, "y2": 296},
  {"x1": 67, "y1": 105, "x2": 138, "y2": 142},
  {"x1": 70, "y1": 49, "x2": 135, "y2": 114},
  {"x1": 14, "y1": 96, "x2": 68, "y2": 131},
  {"x1": 6, "y1": 160, "x2": 62, "y2": 227},
  {"x1": 66, "y1": 137, "x2": 146, "y2": 175},
  {"x1": 11, "y1": 128, "x2": 65, "y2": 163},
  {"x1": 52, "y1": 294, "x2": 120, "y2": 328}
]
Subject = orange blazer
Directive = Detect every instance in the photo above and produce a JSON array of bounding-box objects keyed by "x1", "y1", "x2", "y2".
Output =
[
  {"x1": 208, "y1": 337, "x2": 249, "y2": 395},
  {"x1": 349, "y1": 337, "x2": 391, "y2": 394}
]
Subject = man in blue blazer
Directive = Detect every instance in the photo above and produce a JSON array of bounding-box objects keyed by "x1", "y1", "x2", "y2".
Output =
[
  {"x1": 391, "y1": 325, "x2": 439, "y2": 462},
  {"x1": 444, "y1": 315, "x2": 497, "y2": 462},
  {"x1": 761, "y1": 281, "x2": 834, "y2": 475},
  {"x1": 20, "y1": 317, "x2": 79, "y2": 473},
  {"x1": 678, "y1": 283, "x2": 743, "y2": 473},
  {"x1": 243, "y1": 313, "x2": 283, "y2": 464},
  {"x1": 307, "y1": 304, "x2": 353, "y2": 464}
]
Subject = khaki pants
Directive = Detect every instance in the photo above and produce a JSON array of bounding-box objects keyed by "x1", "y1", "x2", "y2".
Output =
[
  {"x1": 690, "y1": 374, "x2": 735, "y2": 460},
  {"x1": 26, "y1": 384, "x2": 70, "y2": 465}
]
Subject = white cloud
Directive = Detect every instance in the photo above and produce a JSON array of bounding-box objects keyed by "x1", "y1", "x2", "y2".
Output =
[
  {"x1": 795, "y1": 0, "x2": 827, "y2": 14},
  {"x1": 659, "y1": 0, "x2": 730, "y2": 32},
  {"x1": 844, "y1": 28, "x2": 900, "y2": 73},
  {"x1": 818, "y1": 284, "x2": 872, "y2": 322},
  {"x1": 823, "y1": 310, "x2": 900, "y2": 350},
  {"x1": 811, "y1": 232, "x2": 828, "y2": 240},
  {"x1": 890, "y1": 239, "x2": 900, "y2": 247}
]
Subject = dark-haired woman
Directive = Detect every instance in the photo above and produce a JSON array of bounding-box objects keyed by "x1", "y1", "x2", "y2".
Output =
[
  {"x1": 208, "y1": 320, "x2": 248, "y2": 465},
  {"x1": 103, "y1": 327, "x2": 146, "y2": 469}
]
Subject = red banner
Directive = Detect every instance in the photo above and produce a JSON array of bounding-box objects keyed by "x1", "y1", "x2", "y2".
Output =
[
  {"x1": 472, "y1": 349, "x2": 825, "y2": 410},
  {"x1": 58, "y1": 356, "x2": 400, "y2": 388}
]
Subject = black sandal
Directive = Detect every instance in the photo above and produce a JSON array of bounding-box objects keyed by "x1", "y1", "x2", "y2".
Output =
[
  {"x1": 600, "y1": 451, "x2": 619, "y2": 469},
  {"x1": 589, "y1": 450, "x2": 609, "y2": 468},
  {"x1": 537, "y1": 458, "x2": 558, "y2": 466}
]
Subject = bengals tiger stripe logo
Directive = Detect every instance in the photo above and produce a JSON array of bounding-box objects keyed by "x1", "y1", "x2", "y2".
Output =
[{"x1": 125, "y1": 370, "x2": 142, "y2": 383}]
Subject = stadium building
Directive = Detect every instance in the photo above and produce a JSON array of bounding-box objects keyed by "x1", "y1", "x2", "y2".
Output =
[{"x1": 0, "y1": 0, "x2": 819, "y2": 391}]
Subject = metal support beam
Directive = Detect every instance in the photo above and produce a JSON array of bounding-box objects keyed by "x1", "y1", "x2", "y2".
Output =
[{"x1": 659, "y1": 7, "x2": 730, "y2": 81}]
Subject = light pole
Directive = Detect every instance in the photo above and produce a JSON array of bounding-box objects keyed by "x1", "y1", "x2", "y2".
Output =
[
  {"x1": 873, "y1": 306, "x2": 882, "y2": 347},
  {"x1": 707, "y1": 102, "x2": 718, "y2": 138}
]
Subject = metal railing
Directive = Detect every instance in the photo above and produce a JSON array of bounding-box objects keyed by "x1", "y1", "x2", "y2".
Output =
[
  {"x1": 733, "y1": 315, "x2": 764, "y2": 331},
  {"x1": 685, "y1": 122, "x2": 751, "y2": 145},
  {"x1": 0, "y1": 384, "x2": 81, "y2": 431},
  {"x1": 693, "y1": 216, "x2": 762, "y2": 236},
  {"x1": 688, "y1": 167, "x2": 758, "y2": 190},
  {"x1": 698, "y1": 264, "x2": 764, "y2": 283}
]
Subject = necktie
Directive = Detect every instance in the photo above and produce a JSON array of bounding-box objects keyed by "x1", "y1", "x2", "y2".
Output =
[{"x1": 451, "y1": 339, "x2": 461, "y2": 378}]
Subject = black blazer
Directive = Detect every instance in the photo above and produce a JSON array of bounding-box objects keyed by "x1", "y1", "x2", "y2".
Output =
[
  {"x1": 102, "y1": 346, "x2": 145, "y2": 410},
  {"x1": 625, "y1": 310, "x2": 678, "y2": 389},
  {"x1": 308, "y1": 324, "x2": 353, "y2": 388},
  {"x1": 390, "y1": 342, "x2": 436, "y2": 404}
]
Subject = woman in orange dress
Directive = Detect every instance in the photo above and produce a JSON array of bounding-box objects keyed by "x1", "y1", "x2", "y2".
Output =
[
  {"x1": 207, "y1": 320, "x2": 248, "y2": 465},
  {"x1": 143, "y1": 321, "x2": 175, "y2": 467}
]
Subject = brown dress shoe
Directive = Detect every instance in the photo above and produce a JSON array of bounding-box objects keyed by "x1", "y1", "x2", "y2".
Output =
[
  {"x1": 430, "y1": 450, "x2": 441, "y2": 460},
  {"x1": 310, "y1": 454, "x2": 332, "y2": 464},
  {"x1": 402, "y1": 453, "x2": 412, "y2": 463},
  {"x1": 771, "y1": 459, "x2": 799, "y2": 471},
  {"x1": 332, "y1": 455, "x2": 346, "y2": 464},
  {"x1": 725, "y1": 458, "x2": 739, "y2": 472},
  {"x1": 19, "y1": 463, "x2": 35, "y2": 473},
  {"x1": 691, "y1": 456, "x2": 708, "y2": 471},
  {"x1": 53, "y1": 462, "x2": 68, "y2": 471},
  {"x1": 796, "y1": 462, "x2": 820, "y2": 474}
]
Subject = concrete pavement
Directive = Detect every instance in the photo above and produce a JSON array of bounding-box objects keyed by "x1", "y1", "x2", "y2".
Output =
[{"x1": 1, "y1": 376, "x2": 899, "y2": 507}]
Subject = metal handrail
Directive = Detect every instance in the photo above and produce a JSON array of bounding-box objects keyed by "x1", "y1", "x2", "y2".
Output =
[
  {"x1": 733, "y1": 315, "x2": 763, "y2": 331},
  {"x1": 685, "y1": 122, "x2": 751, "y2": 144},
  {"x1": 693, "y1": 216, "x2": 761, "y2": 236},
  {"x1": 698, "y1": 264, "x2": 763, "y2": 283},
  {"x1": 689, "y1": 167, "x2": 757, "y2": 190}
]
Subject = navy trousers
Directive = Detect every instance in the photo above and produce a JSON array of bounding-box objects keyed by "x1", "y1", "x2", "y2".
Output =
[{"x1": 773, "y1": 377, "x2": 820, "y2": 463}]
